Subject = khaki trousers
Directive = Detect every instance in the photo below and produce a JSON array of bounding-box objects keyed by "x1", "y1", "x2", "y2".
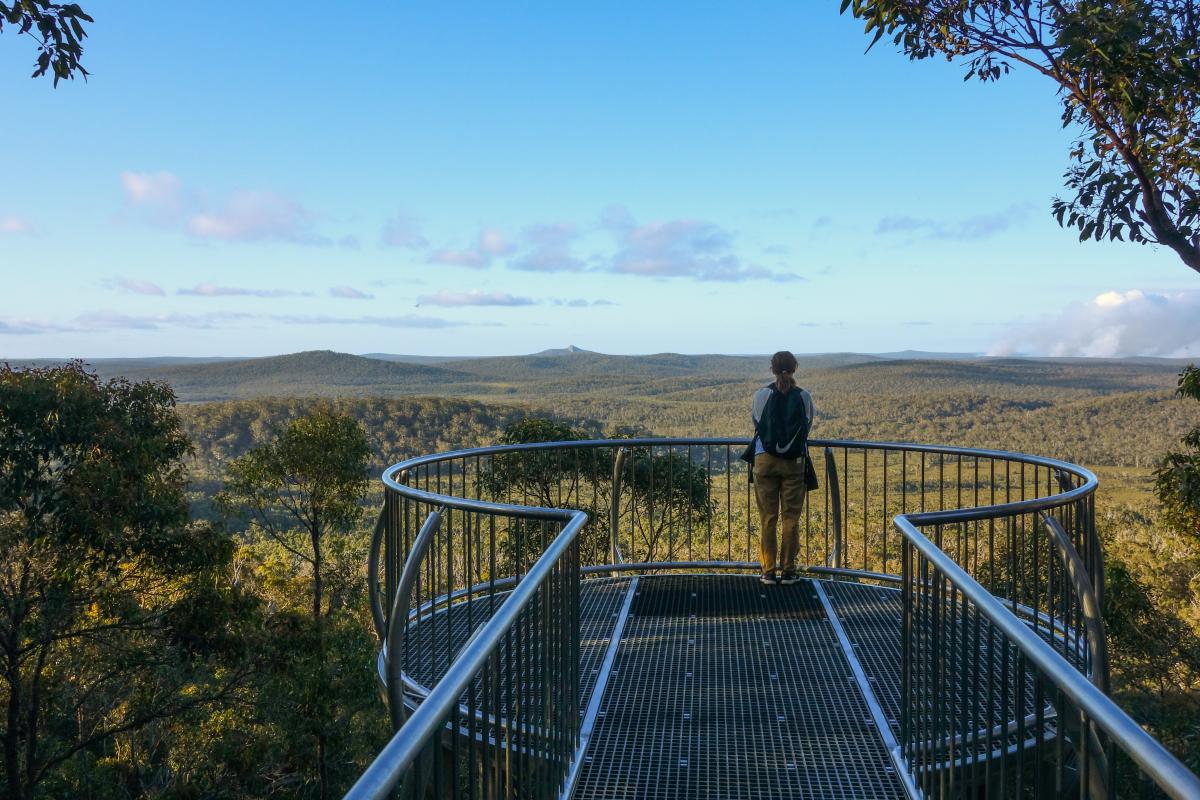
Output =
[{"x1": 753, "y1": 452, "x2": 806, "y2": 573}]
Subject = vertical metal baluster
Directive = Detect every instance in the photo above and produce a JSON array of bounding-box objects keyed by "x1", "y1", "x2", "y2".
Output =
[
  {"x1": 920, "y1": 453, "x2": 927, "y2": 515},
  {"x1": 686, "y1": 445, "x2": 693, "y2": 561},
  {"x1": 863, "y1": 448, "x2": 869, "y2": 572},
  {"x1": 648, "y1": 446, "x2": 655, "y2": 563},
  {"x1": 843, "y1": 448, "x2": 849, "y2": 566},
  {"x1": 882, "y1": 450, "x2": 889, "y2": 575},
  {"x1": 700, "y1": 443, "x2": 710, "y2": 563},
  {"x1": 666, "y1": 446, "x2": 676, "y2": 562},
  {"x1": 901, "y1": 537, "x2": 912, "y2": 769},
  {"x1": 726, "y1": 444, "x2": 733, "y2": 563},
  {"x1": 745, "y1": 444, "x2": 753, "y2": 562},
  {"x1": 1016, "y1": 649, "x2": 1026, "y2": 793}
]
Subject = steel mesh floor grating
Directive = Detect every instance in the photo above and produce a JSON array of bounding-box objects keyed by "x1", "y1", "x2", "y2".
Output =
[
  {"x1": 570, "y1": 575, "x2": 904, "y2": 800},
  {"x1": 402, "y1": 576, "x2": 631, "y2": 710}
]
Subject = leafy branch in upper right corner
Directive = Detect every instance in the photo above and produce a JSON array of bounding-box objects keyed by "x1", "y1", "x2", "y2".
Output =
[{"x1": 841, "y1": 1, "x2": 1200, "y2": 274}]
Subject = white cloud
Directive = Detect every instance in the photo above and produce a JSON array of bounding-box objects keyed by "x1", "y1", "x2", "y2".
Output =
[
  {"x1": 603, "y1": 208, "x2": 801, "y2": 282},
  {"x1": 275, "y1": 314, "x2": 462, "y2": 328},
  {"x1": 479, "y1": 228, "x2": 512, "y2": 257},
  {"x1": 120, "y1": 171, "x2": 185, "y2": 218},
  {"x1": 0, "y1": 216, "x2": 35, "y2": 235},
  {"x1": 1, "y1": 310, "x2": 462, "y2": 334},
  {"x1": 75, "y1": 310, "x2": 253, "y2": 330},
  {"x1": 178, "y1": 283, "x2": 307, "y2": 298},
  {"x1": 0, "y1": 318, "x2": 68, "y2": 335},
  {"x1": 989, "y1": 289, "x2": 1200, "y2": 357},
  {"x1": 417, "y1": 289, "x2": 536, "y2": 307},
  {"x1": 104, "y1": 277, "x2": 166, "y2": 296},
  {"x1": 188, "y1": 191, "x2": 324, "y2": 244},
  {"x1": 511, "y1": 223, "x2": 587, "y2": 273},
  {"x1": 118, "y1": 172, "x2": 328, "y2": 245},
  {"x1": 380, "y1": 212, "x2": 428, "y2": 249},
  {"x1": 553, "y1": 298, "x2": 616, "y2": 307},
  {"x1": 876, "y1": 204, "x2": 1033, "y2": 241},
  {"x1": 429, "y1": 227, "x2": 515, "y2": 268},
  {"x1": 330, "y1": 286, "x2": 374, "y2": 300}
]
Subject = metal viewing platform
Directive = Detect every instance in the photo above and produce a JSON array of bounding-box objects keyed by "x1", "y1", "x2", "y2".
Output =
[{"x1": 347, "y1": 439, "x2": 1200, "y2": 800}]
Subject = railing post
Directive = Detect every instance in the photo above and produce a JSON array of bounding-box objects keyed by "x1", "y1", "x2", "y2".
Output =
[
  {"x1": 368, "y1": 504, "x2": 388, "y2": 642},
  {"x1": 387, "y1": 507, "x2": 445, "y2": 730},
  {"x1": 900, "y1": 536, "x2": 912, "y2": 767},
  {"x1": 824, "y1": 447, "x2": 842, "y2": 570},
  {"x1": 610, "y1": 446, "x2": 627, "y2": 577}
]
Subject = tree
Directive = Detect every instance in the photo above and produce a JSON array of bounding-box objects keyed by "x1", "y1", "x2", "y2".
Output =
[
  {"x1": 0, "y1": 363, "x2": 239, "y2": 800},
  {"x1": 840, "y1": 1, "x2": 1200, "y2": 274},
  {"x1": 1155, "y1": 365, "x2": 1200, "y2": 538},
  {"x1": 482, "y1": 418, "x2": 611, "y2": 570},
  {"x1": 1, "y1": 2, "x2": 93, "y2": 85},
  {"x1": 216, "y1": 409, "x2": 371, "y2": 800},
  {"x1": 481, "y1": 418, "x2": 715, "y2": 567},
  {"x1": 621, "y1": 448, "x2": 715, "y2": 563}
]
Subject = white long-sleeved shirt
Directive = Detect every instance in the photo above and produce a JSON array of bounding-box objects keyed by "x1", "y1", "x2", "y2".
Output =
[{"x1": 751, "y1": 384, "x2": 814, "y2": 455}]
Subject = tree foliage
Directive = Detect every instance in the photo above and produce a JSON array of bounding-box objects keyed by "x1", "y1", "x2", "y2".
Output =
[
  {"x1": 1155, "y1": 364, "x2": 1200, "y2": 537},
  {"x1": 1, "y1": 1, "x2": 92, "y2": 85},
  {"x1": 840, "y1": 0, "x2": 1200, "y2": 273},
  {"x1": 0, "y1": 363, "x2": 240, "y2": 800},
  {"x1": 216, "y1": 409, "x2": 372, "y2": 800}
]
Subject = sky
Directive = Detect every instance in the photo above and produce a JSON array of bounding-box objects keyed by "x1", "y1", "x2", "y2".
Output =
[{"x1": 1, "y1": 1, "x2": 1197, "y2": 359}]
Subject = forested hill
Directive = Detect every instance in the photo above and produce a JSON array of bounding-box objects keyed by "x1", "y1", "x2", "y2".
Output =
[
  {"x1": 26, "y1": 350, "x2": 486, "y2": 401},
  {"x1": 86, "y1": 349, "x2": 1195, "y2": 479},
  {"x1": 9, "y1": 348, "x2": 1190, "y2": 403},
  {"x1": 180, "y1": 396, "x2": 554, "y2": 491}
]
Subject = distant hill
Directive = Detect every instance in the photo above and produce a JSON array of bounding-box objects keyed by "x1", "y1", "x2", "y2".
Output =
[
  {"x1": 108, "y1": 350, "x2": 474, "y2": 402},
  {"x1": 532, "y1": 345, "x2": 594, "y2": 356},
  {"x1": 8, "y1": 349, "x2": 1189, "y2": 408},
  {"x1": 875, "y1": 350, "x2": 981, "y2": 360},
  {"x1": 359, "y1": 353, "x2": 473, "y2": 365}
]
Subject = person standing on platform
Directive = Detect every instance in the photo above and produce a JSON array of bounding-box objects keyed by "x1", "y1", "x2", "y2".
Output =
[{"x1": 748, "y1": 350, "x2": 814, "y2": 585}]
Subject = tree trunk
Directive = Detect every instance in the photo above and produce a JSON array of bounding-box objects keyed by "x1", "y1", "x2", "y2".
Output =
[
  {"x1": 1138, "y1": 185, "x2": 1200, "y2": 274},
  {"x1": 311, "y1": 516, "x2": 327, "y2": 800},
  {"x1": 5, "y1": 647, "x2": 26, "y2": 800},
  {"x1": 318, "y1": 732, "x2": 329, "y2": 800}
]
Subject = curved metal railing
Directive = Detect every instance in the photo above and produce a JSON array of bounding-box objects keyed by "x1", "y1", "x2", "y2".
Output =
[{"x1": 347, "y1": 437, "x2": 1200, "y2": 800}]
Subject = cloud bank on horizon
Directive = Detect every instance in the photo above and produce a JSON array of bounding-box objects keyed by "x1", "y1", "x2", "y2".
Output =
[
  {"x1": 989, "y1": 289, "x2": 1200, "y2": 358},
  {"x1": 4, "y1": 169, "x2": 1195, "y2": 358}
]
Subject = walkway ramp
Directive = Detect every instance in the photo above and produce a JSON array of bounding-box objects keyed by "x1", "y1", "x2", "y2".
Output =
[{"x1": 571, "y1": 575, "x2": 904, "y2": 799}]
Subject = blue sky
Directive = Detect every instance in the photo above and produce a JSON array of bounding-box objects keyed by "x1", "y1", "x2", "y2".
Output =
[{"x1": 1, "y1": 1, "x2": 1197, "y2": 358}]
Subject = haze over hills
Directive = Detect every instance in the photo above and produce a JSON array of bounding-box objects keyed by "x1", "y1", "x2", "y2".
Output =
[{"x1": 6, "y1": 347, "x2": 1191, "y2": 405}]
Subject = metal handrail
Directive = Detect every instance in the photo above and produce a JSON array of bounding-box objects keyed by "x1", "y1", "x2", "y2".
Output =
[
  {"x1": 345, "y1": 508, "x2": 587, "y2": 800},
  {"x1": 356, "y1": 436, "x2": 1195, "y2": 800},
  {"x1": 896, "y1": 516, "x2": 1200, "y2": 799},
  {"x1": 385, "y1": 508, "x2": 444, "y2": 729},
  {"x1": 367, "y1": 506, "x2": 387, "y2": 641},
  {"x1": 1042, "y1": 512, "x2": 1109, "y2": 692},
  {"x1": 373, "y1": 436, "x2": 1100, "y2": 691}
]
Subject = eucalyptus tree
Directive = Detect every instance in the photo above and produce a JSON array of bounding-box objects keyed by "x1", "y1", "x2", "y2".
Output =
[
  {"x1": 1155, "y1": 365, "x2": 1200, "y2": 537},
  {"x1": 841, "y1": 0, "x2": 1200, "y2": 273},
  {"x1": 217, "y1": 409, "x2": 371, "y2": 800},
  {"x1": 1, "y1": 1, "x2": 92, "y2": 84},
  {"x1": 0, "y1": 363, "x2": 240, "y2": 800}
]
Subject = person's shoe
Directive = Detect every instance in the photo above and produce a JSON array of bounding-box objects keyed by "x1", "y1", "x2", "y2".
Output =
[
  {"x1": 759, "y1": 571, "x2": 777, "y2": 585},
  {"x1": 779, "y1": 570, "x2": 801, "y2": 585}
]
